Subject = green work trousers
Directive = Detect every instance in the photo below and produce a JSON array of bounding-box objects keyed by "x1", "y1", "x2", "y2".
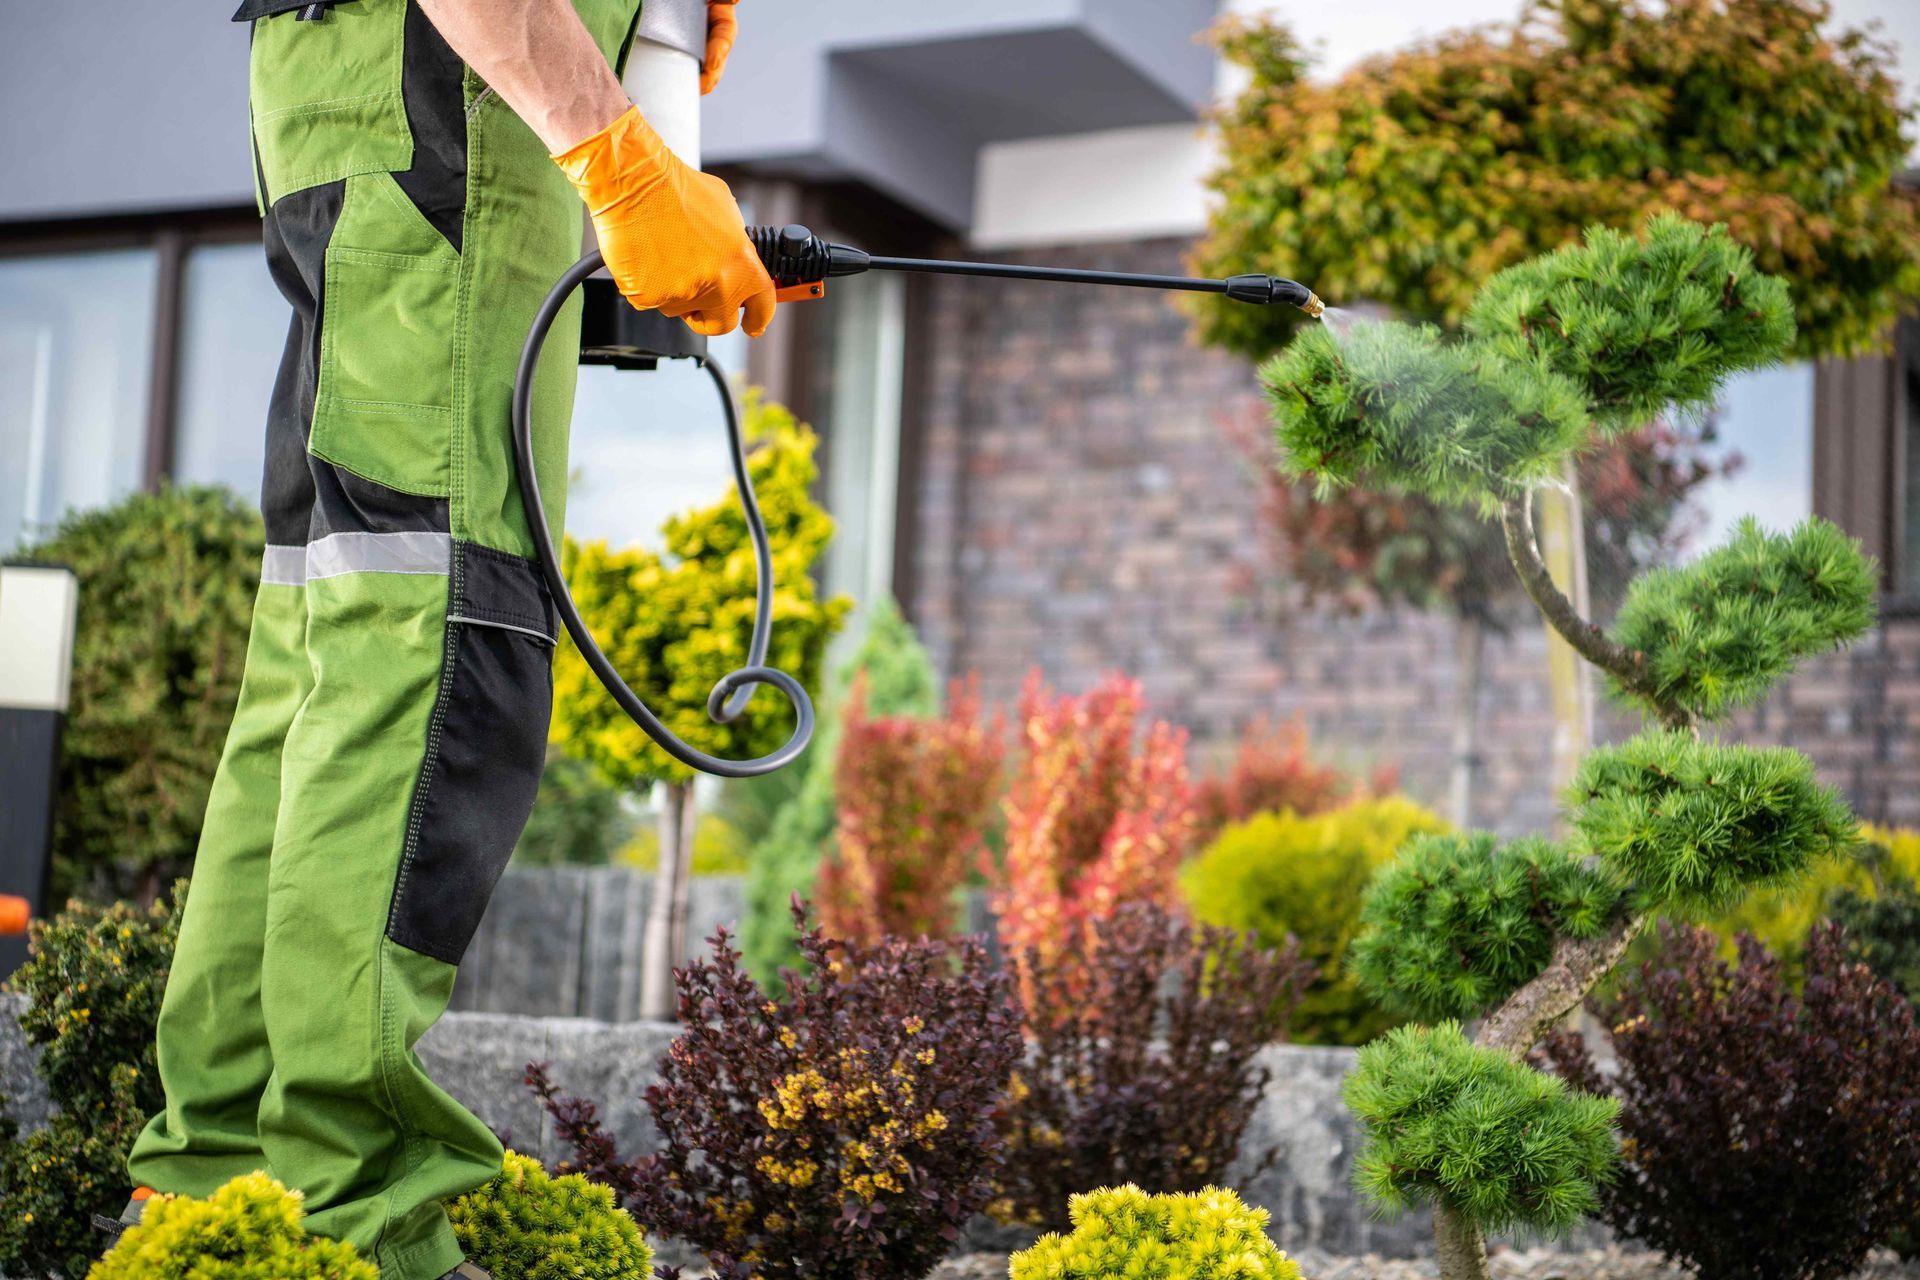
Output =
[{"x1": 126, "y1": 2, "x2": 641, "y2": 1275}]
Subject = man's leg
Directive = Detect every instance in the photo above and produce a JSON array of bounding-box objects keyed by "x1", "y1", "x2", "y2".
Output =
[
  {"x1": 237, "y1": 3, "x2": 642, "y2": 1275},
  {"x1": 125, "y1": 202, "x2": 328, "y2": 1199}
]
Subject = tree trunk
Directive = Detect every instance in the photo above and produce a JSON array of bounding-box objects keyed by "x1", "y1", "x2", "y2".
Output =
[
  {"x1": 1475, "y1": 909, "x2": 1649, "y2": 1056},
  {"x1": 1535, "y1": 463, "x2": 1594, "y2": 837},
  {"x1": 1434, "y1": 1201, "x2": 1492, "y2": 1280},
  {"x1": 639, "y1": 780, "x2": 696, "y2": 1021},
  {"x1": 1448, "y1": 614, "x2": 1486, "y2": 829}
]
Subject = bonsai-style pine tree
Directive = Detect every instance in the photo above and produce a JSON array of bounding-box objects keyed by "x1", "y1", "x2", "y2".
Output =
[
  {"x1": 550, "y1": 390, "x2": 849, "y2": 1018},
  {"x1": 1262, "y1": 215, "x2": 1877, "y2": 1280}
]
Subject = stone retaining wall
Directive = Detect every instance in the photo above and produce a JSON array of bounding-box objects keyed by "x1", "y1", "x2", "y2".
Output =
[{"x1": 0, "y1": 992, "x2": 1443, "y2": 1258}]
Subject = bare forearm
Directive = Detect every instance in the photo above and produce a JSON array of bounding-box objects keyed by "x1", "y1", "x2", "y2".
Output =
[{"x1": 417, "y1": 0, "x2": 629, "y2": 152}]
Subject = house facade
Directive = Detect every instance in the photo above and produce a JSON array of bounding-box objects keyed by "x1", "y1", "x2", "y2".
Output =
[{"x1": 2, "y1": 0, "x2": 1916, "y2": 832}]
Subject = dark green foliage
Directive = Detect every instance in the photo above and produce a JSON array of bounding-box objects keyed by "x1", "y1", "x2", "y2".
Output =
[
  {"x1": 86, "y1": 1171, "x2": 378, "y2": 1280},
  {"x1": 1468, "y1": 215, "x2": 1796, "y2": 433},
  {"x1": 7, "y1": 885, "x2": 180, "y2": 1115},
  {"x1": 1607, "y1": 516, "x2": 1878, "y2": 722},
  {"x1": 18, "y1": 486, "x2": 262, "y2": 898},
  {"x1": 1194, "y1": 0, "x2": 1919, "y2": 363},
  {"x1": 512, "y1": 751, "x2": 638, "y2": 866},
  {"x1": 1345, "y1": 1022, "x2": 1618, "y2": 1234},
  {"x1": 0, "y1": 1067, "x2": 149, "y2": 1280},
  {"x1": 742, "y1": 596, "x2": 940, "y2": 981},
  {"x1": 1832, "y1": 885, "x2": 1920, "y2": 1005},
  {"x1": 0, "y1": 887, "x2": 182, "y2": 1279},
  {"x1": 1262, "y1": 322, "x2": 1590, "y2": 506},
  {"x1": 1351, "y1": 834, "x2": 1625, "y2": 1022},
  {"x1": 448, "y1": 1150, "x2": 652, "y2": 1280},
  {"x1": 995, "y1": 904, "x2": 1315, "y2": 1230},
  {"x1": 1541, "y1": 923, "x2": 1920, "y2": 1280},
  {"x1": 1570, "y1": 730, "x2": 1856, "y2": 912}
]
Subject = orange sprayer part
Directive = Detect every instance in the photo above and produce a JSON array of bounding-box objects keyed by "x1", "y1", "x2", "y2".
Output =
[
  {"x1": 775, "y1": 281, "x2": 825, "y2": 304},
  {"x1": 0, "y1": 896, "x2": 29, "y2": 936}
]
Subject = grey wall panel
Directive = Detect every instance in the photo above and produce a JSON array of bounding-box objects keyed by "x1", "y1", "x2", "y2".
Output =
[{"x1": 0, "y1": 1, "x2": 255, "y2": 222}]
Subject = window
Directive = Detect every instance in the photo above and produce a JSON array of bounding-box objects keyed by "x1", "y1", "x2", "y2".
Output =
[
  {"x1": 172, "y1": 242, "x2": 289, "y2": 499},
  {"x1": 1900, "y1": 320, "x2": 1920, "y2": 596},
  {"x1": 0, "y1": 250, "x2": 160, "y2": 551}
]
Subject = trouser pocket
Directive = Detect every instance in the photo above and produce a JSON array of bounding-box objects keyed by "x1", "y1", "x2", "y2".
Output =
[
  {"x1": 247, "y1": 0, "x2": 411, "y2": 205},
  {"x1": 310, "y1": 171, "x2": 460, "y2": 496}
]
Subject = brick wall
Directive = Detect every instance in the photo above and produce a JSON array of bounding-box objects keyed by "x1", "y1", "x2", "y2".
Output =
[{"x1": 906, "y1": 236, "x2": 1920, "y2": 834}]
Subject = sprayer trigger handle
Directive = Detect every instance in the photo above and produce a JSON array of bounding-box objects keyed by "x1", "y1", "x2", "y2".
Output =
[{"x1": 776, "y1": 281, "x2": 826, "y2": 303}]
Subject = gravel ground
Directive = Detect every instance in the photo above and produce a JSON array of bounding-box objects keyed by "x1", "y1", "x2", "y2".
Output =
[{"x1": 928, "y1": 1247, "x2": 1920, "y2": 1280}]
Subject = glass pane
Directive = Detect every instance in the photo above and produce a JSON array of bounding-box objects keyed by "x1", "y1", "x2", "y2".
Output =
[
  {"x1": 0, "y1": 250, "x2": 158, "y2": 552},
  {"x1": 1687, "y1": 362, "x2": 1815, "y2": 556},
  {"x1": 564, "y1": 325, "x2": 750, "y2": 550},
  {"x1": 816, "y1": 272, "x2": 906, "y2": 638},
  {"x1": 173, "y1": 242, "x2": 287, "y2": 503}
]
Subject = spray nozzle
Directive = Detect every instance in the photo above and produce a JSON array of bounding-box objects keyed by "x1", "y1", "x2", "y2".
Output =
[{"x1": 1223, "y1": 273, "x2": 1325, "y2": 316}]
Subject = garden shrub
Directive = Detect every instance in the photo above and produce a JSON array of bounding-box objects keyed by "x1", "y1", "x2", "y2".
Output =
[
  {"x1": 616, "y1": 811, "x2": 749, "y2": 876},
  {"x1": 1182, "y1": 796, "x2": 1450, "y2": 1044},
  {"x1": 0, "y1": 886, "x2": 182, "y2": 1280},
  {"x1": 1570, "y1": 728, "x2": 1856, "y2": 912},
  {"x1": 447, "y1": 1150, "x2": 651, "y2": 1280},
  {"x1": 743, "y1": 596, "x2": 941, "y2": 980},
  {"x1": 994, "y1": 672, "x2": 1197, "y2": 981},
  {"x1": 86, "y1": 1170, "x2": 377, "y2": 1280},
  {"x1": 535, "y1": 904, "x2": 1021, "y2": 1280},
  {"x1": 995, "y1": 903, "x2": 1313, "y2": 1231},
  {"x1": 1192, "y1": 718, "x2": 1387, "y2": 840},
  {"x1": 1540, "y1": 922, "x2": 1920, "y2": 1280},
  {"x1": 1346, "y1": 1022, "x2": 1618, "y2": 1235},
  {"x1": 1008, "y1": 1185, "x2": 1301, "y2": 1280},
  {"x1": 1352, "y1": 833, "x2": 1624, "y2": 1024},
  {"x1": 1195, "y1": 0, "x2": 1918, "y2": 362},
  {"x1": 816, "y1": 676, "x2": 1003, "y2": 946},
  {"x1": 17, "y1": 486, "x2": 261, "y2": 900}
]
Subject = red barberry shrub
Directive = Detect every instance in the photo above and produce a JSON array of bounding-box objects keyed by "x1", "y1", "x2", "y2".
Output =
[
  {"x1": 630, "y1": 904, "x2": 1019, "y2": 1280},
  {"x1": 993, "y1": 903, "x2": 1314, "y2": 1230},
  {"x1": 993, "y1": 672, "x2": 1197, "y2": 986},
  {"x1": 816, "y1": 676, "x2": 1004, "y2": 946},
  {"x1": 1539, "y1": 921, "x2": 1920, "y2": 1280},
  {"x1": 1193, "y1": 718, "x2": 1394, "y2": 840}
]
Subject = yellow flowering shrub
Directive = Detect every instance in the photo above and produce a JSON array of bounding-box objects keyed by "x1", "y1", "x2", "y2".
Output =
[
  {"x1": 87, "y1": 1171, "x2": 377, "y2": 1280},
  {"x1": 1009, "y1": 1185, "x2": 1301, "y2": 1280}
]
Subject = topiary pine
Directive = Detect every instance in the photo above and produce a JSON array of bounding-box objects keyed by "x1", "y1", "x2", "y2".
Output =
[
  {"x1": 1351, "y1": 834, "x2": 1624, "y2": 1024},
  {"x1": 86, "y1": 1171, "x2": 378, "y2": 1280},
  {"x1": 1263, "y1": 321, "x2": 1590, "y2": 507},
  {"x1": 1008, "y1": 1185, "x2": 1302, "y2": 1280},
  {"x1": 1605, "y1": 516, "x2": 1878, "y2": 722},
  {"x1": 1466, "y1": 215, "x2": 1796, "y2": 434},
  {"x1": 1570, "y1": 729, "x2": 1857, "y2": 914},
  {"x1": 1345, "y1": 1023, "x2": 1618, "y2": 1237},
  {"x1": 447, "y1": 1150, "x2": 652, "y2": 1280}
]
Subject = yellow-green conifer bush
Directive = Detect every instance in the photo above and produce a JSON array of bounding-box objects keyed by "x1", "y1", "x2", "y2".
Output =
[
  {"x1": 1008, "y1": 1186, "x2": 1301, "y2": 1280},
  {"x1": 86, "y1": 1172, "x2": 377, "y2": 1280},
  {"x1": 1266, "y1": 217, "x2": 1878, "y2": 1280},
  {"x1": 1182, "y1": 796, "x2": 1451, "y2": 1044},
  {"x1": 448, "y1": 1151, "x2": 652, "y2": 1280}
]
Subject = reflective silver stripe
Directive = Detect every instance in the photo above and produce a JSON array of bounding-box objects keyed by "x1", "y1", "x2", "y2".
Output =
[
  {"x1": 261, "y1": 545, "x2": 308, "y2": 587},
  {"x1": 304, "y1": 531, "x2": 451, "y2": 581},
  {"x1": 448, "y1": 614, "x2": 556, "y2": 645}
]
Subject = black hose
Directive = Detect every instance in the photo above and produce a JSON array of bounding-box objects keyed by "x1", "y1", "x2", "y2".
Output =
[{"x1": 512, "y1": 250, "x2": 815, "y2": 778}]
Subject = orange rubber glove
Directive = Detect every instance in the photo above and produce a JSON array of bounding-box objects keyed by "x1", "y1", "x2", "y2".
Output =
[
  {"x1": 552, "y1": 105, "x2": 775, "y2": 337},
  {"x1": 701, "y1": 1, "x2": 738, "y2": 95}
]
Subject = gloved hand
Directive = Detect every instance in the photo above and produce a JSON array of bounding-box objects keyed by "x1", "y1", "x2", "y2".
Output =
[
  {"x1": 552, "y1": 105, "x2": 776, "y2": 337},
  {"x1": 701, "y1": 0, "x2": 738, "y2": 95}
]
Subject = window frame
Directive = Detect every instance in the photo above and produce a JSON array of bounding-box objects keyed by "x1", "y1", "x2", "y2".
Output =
[{"x1": 0, "y1": 208, "x2": 266, "y2": 494}]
